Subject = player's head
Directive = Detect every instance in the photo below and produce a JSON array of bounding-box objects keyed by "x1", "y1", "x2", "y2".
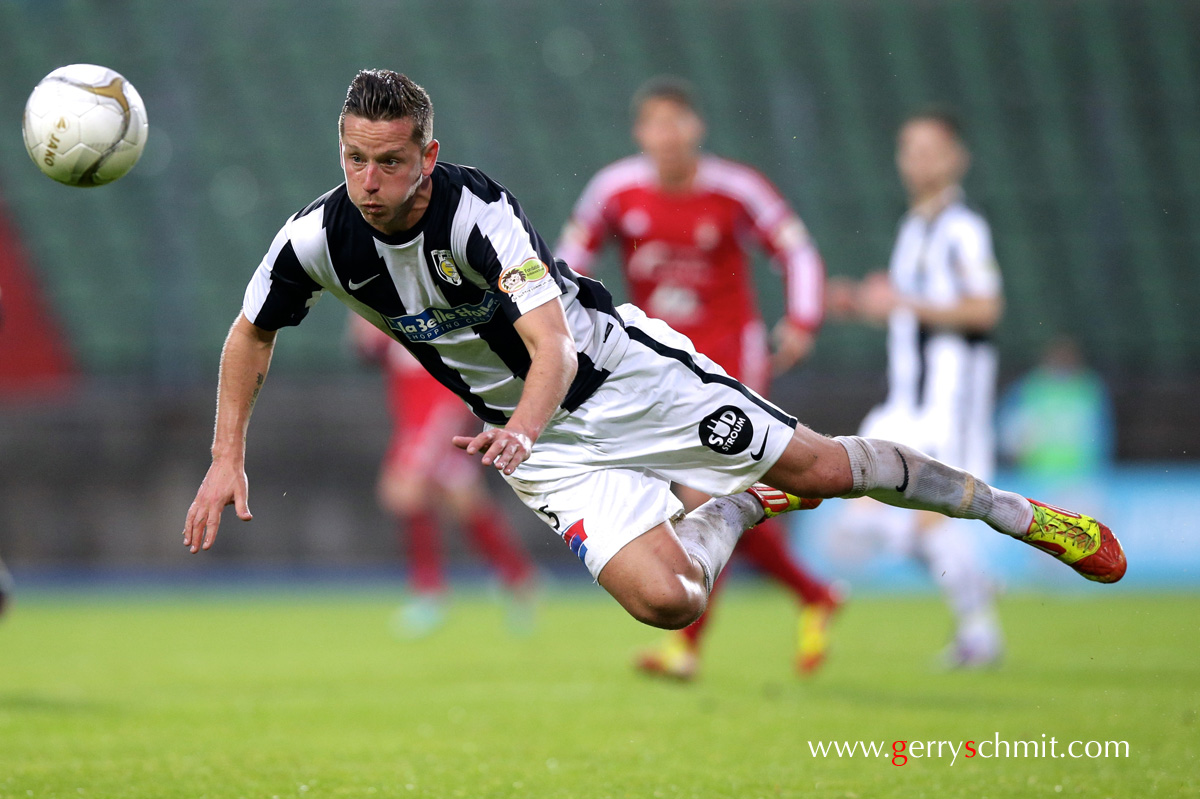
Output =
[
  {"x1": 631, "y1": 76, "x2": 705, "y2": 175},
  {"x1": 340, "y1": 69, "x2": 434, "y2": 145},
  {"x1": 339, "y1": 69, "x2": 440, "y2": 235},
  {"x1": 896, "y1": 107, "x2": 969, "y2": 201}
]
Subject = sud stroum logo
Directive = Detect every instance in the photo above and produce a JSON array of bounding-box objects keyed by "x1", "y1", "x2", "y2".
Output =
[{"x1": 699, "y1": 405, "x2": 753, "y2": 455}]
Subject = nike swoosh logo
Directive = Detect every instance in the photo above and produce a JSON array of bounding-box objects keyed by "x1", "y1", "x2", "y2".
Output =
[
  {"x1": 895, "y1": 447, "x2": 909, "y2": 492},
  {"x1": 750, "y1": 431, "x2": 770, "y2": 461},
  {"x1": 348, "y1": 274, "x2": 380, "y2": 291}
]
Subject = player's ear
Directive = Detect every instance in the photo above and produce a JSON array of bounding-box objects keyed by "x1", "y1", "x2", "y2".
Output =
[{"x1": 422, "y1": 139, "x2": 440, "y2": 176}]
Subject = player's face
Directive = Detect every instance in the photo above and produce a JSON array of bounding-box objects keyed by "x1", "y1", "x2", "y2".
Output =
[
  {"x1": 634, "y1": 97, "x2": 704, "y2": 173},
  {"x1": 896, "y1": 119, "x2": 968, "y2": 201},
  {"x1": 341, "y1": 114, "x2": 438, "y2": 234}
]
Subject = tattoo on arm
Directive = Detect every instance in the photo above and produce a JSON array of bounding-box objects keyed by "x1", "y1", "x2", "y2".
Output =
[{"x1": 249, "y1": 372, "x2": 265, "y2": 408}]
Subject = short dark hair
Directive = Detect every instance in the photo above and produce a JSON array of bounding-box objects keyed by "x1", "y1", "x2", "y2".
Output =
[
  {"x1": 631, "y1": 75, "x2": 702, "y2": 119},
  {"x1": 340, "y1": 69, "x2": 434, "y2": 146},
  {"x1": 902, "y1": 105, "x2": 965, "y2": 143}
]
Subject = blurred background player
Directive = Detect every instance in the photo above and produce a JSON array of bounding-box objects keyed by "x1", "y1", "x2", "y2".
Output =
[
  {"x1": 998, "y1": 335, "x2": 1115, "y2": 483},
  {"x1": 997, "y1": 335, "x2": 1115, "y2": 530},
  {"x1": 350, "y1": 315, "x2": 536, "y2": 637},
  {"x1": 557, "y1": 76, "x2": 840, "y2": 680},
  {"x1": 827, "y1": 109, "x2": 1005, "y2": 668}
]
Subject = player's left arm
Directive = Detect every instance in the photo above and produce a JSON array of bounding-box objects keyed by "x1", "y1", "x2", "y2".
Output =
[
  {"x1": 748, "y1": 185, "x2": 825, "y2": 374},
  {"x1": 453, "y1": 299, "x2": 577, "y2": 474}
]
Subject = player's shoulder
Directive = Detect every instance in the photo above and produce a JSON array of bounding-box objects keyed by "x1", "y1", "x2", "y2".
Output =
[
  {"x1": 942, "y1": 196, "x2": 993, "y2": 238},
  {"x1": 583, "y1": 155, "x2": 656, "y2": 198},
  {"x1": 435, "y1": 161, "x2": 508, "y2": 205},
  {"x1": 274, "y1": 184, "x2": 347, "y2": 251},
  {"x1": 290, "y1": 184, "x2": 346, "y2": 222},
  {"x1": 695, "y1": 154, "x2": 784, "y2": 207},
  {"x1": 282, "y1": 184, "x2": 350, "y2": 236}
]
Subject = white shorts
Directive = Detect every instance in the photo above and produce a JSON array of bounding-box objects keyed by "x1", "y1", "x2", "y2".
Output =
[
  {"x1": 869, "y1": 334, "x2": 997, "y2": 481},
  {"x1": 502, "y1": 305, "x2": 797, "y2": 579}
]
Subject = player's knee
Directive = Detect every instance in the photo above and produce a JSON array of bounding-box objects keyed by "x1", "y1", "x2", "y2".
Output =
[
  {"x1": 378, "y1": 473, "x2": 429, "y2": 517},
  {"x1": 626, "y1": 578, "x2": 705, "y2": 630}
]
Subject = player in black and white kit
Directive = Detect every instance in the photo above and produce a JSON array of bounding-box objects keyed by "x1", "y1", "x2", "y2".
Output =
[
  {"x1": 830, "y1": 110, "x2": 1008, "y2": 666},
  {"x1": 184, "y1": 71, "x2": 1124, "y2": 635}
]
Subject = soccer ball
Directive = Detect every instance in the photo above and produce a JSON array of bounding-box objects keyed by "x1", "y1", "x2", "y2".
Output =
[{"x1": 22, "y1": 64, "x2": 149, "y2": 187}]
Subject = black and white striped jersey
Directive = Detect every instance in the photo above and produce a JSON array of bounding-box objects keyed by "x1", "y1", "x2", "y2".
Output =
[
  {"x1": 885, "y1": 191, "x2": 1002, "y2": 414},
  {"x1": 242, "y1": 162, "x2": 628, "y2": 425}
]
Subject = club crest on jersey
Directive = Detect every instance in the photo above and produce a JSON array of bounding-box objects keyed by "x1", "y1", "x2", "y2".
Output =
[
  {"x1": 431, "y1": 249, "x2": 462, "y2": 286},
  {"x1": 384, "y1": 294, "x2": 500, "y2": 342},
  {"x1": 499, "y1": 259, "x2": 549, "y2": 294},
  {"x1": 699, "y1": 405, "x2": 754, "y2": 455}
]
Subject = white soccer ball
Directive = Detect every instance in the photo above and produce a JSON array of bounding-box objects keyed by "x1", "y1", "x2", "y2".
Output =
[{"x1": 22, "y1": 64, "x2": 149, "y2": 187}]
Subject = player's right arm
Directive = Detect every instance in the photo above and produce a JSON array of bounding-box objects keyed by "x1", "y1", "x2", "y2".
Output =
[
  {"x1": 555, "y1": 161, "x2": 626, "y2": 275},
  {"x1": 184, "y1": 215, "x2": 325, "y2": 552},
  {"x1": 183, "y1": 314, "x2": 276, "y2": 553}
]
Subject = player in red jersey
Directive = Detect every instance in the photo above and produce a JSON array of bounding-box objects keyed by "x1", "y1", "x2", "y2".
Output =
[
  {"x1": 557, "y1": 77, "x2": 841, "y2": 679},
  {"x1": 351, "y1": 315, "x2": 536, "y2": 636}
]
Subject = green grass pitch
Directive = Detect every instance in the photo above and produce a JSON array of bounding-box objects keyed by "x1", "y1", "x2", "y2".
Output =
[{"x1": 0, "y1": 586, "x2": 1196, "y2": 798}]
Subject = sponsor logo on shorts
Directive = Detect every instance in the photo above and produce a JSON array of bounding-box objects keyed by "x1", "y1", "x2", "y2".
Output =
[
  {"x1": 384, "y1": 294, "x2": 500, "y2": 342},
  {"x1": 431, "y1": 249, "x2": 462, "y2": 286},
  {"x1": 498, "y1": 258, "x2": 550, "y2": 294},
  {"x1": 750, "y1": 430, "x2": 770, "y2": 461},
  {"x1": 699, "y1": 405, "x2": 754, "y2": 456}
]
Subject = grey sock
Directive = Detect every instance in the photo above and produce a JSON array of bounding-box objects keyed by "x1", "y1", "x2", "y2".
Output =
[
  {"x1": 834, "y1": 436, "x2": 1033, "y2": 536},
  {"x1": 674, "y1": 493, "x2": 763, "y2": 592}
]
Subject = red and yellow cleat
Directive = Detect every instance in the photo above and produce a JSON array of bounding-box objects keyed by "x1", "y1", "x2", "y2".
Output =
[
  {"x1": 1021, "y1": 500, "x2": 1127, "y2": 583},
  {"x1": 634, "y1": 632, "x2": 699, "y2": 682},
  {"x1": 796, "y1": 588, "x2": 843, "y2": 676},
  {"x1": 747, "y1": 483, "x2": 823, "y2": 521}
]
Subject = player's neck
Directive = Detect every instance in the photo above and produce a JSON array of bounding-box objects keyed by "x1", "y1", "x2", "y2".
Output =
[
  {"x1": 909, "y1": 184, "x2": 962, "y2": 220},
  {"x1": 375, "y1": 174, "x2": 434, "y2": 236},
  {"x1": 655, "y1": 157, "x2": 699, "y2": 193}
]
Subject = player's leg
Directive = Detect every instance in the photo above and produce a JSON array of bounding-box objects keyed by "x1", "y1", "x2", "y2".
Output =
[
  {"x1": 506, "y1": 460, "x2": 807, "y2": 630},
  {"x1": 599, "y1": 484, "x2": 817, "y2": 629},
  {"x1": 761, "y1": 427, "x2": 1126, "y2": 582},
  {"x1": 378, "y1": 407, "x2": 464, "y2": 636},
  {"x1": 734, "y1": 522, "x2": 844, "y2": 675},
  {"x1": 911, "y1": 354, "x2": 1004, "y2": 667},
  {"x1": 442, "y1": 454, "x2": 536, "y2": 593},
  {"x1": 597, "y1": 520, "x2": 710, "y2": 629},
  {"x1": 634, "y1": 484, "x2": 727, "y2": 678},
  {"x1": 915, "y1": 513, "x2": 1004, "y2": 667},
  {"x1": 378, "y1": 460, "x2": 447, "y2": 636},
  {"x1": 736, "y1": 521, "x2": 836, "y2": 606},
  {"x1": 441, "y1": 456, "x2": 538, "y2": 633}
]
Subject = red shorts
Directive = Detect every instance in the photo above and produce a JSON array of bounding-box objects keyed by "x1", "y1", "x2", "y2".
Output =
[
  {"x1": 677, "y1": 318, "x2": 770, "y2": 395},
  {"x1": 383, "y1": 367, "x2": 480, "y2": 488}
]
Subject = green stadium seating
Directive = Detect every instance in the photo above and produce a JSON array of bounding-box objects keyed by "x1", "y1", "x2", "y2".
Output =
[{"x1": 0, "y1": 0, "x2": 1196, "y2": 380}]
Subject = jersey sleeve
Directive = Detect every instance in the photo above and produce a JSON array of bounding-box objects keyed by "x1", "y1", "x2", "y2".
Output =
[
  {"x1": 457, "y1": 190, "x2": 563, "y2": 321},
  {"x1": 242, "y1": 224, "x2": 324, "y2": 331},
  {"x1": 554, "y1": 173, "x2": 614, "y2": 277},
  {"x1": 740, "y1": 172, "x2": 825, "y2": 331},
  {"x1": 948, "y1": 214, "x2": 1002, "y2": 298}
]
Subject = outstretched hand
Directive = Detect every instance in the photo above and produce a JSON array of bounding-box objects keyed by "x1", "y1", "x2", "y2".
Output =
[
  {"x1": 452, "y1": 428, "x2": 533, "y2": 476},
  {"x1": 770, "y1": 319, "x2": 816, "y2": 376},
  {"x1": 183, "y1": 458, "x2": 252, "y2": 553}
]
